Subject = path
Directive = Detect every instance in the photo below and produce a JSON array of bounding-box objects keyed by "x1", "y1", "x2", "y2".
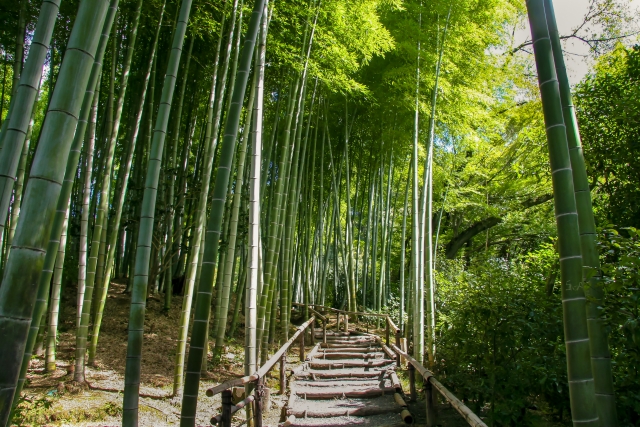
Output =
[{"x1": 285, "y1": 330, "x2": 412, "y2": 427}]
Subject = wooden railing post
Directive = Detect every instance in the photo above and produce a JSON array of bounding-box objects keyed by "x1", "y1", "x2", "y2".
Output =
[
  {"x1": 299, "y1": 328, "x2": 305, "y2": 361},
  {"x1": 395, "y1": 329, "x2": 401, "y2": 348},
  {"x1": 221, "y1": 389, "x2": 232, "y2": 427},
  {"x1": 385, "y1": 318, "x2": 390, "y2": 345},
  {"x1": 344, "y1": 314, "x2": 349, "y2": 332},
  {"x1": 408, "y1": 363, "x2": 417, "y2": 402},
  {"x1": 336, "y1": 312, "x2": 340, "y2": 332},
  {"x1": 425, "y1": 378, "x2": 436, "y2": 427},
  {"x1": 279, "y1": 354, "x2": 286, "y2": 395},
  {"x1": 310, "y1": 319, "x2": 315, "y2": 345},
  {"x1": 254, "y1": 378, "x2": 263, "y2": 427},
  {"x1": 323, "y1": 321, "x2": 327, "y2": 344}
]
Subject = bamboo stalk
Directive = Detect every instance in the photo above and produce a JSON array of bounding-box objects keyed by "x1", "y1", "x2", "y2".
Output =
[
  {"x1": 180, "y1": 0, "x2": 266, "y2": 421},
  {"x1": 0, "y1": 2, "x2": 111, "y2": 423},
  {"x1": 543, "y1": 0, "x2": 617, "y2": 423},
  {"x1": 526, "y1": 1, "x2": 600, "y2": 425},
  {"x1": 124, "y1": 0, "x2": 194, "y2": 423}
]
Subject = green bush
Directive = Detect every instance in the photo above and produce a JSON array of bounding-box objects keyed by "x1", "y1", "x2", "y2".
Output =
[
  {"x1": 598, "y1": 228, "x2": 640, "y2": 425},
  {"x1": 434, "y1": 252, "x2": 569, "y2": 426}
]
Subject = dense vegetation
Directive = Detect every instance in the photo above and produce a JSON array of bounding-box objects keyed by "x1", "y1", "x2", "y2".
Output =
[{"x1": 0, "y1": 0, "x2": 638, "y2": 426}]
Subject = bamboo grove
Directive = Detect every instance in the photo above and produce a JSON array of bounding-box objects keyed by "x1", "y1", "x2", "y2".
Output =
[{"x1": 0, "y1": 0, "x2": 636, "y2": 425}]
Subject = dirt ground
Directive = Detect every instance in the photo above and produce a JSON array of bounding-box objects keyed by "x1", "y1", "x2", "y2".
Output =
[{"x1": 12, "y1": 281, "x2": 297, "y2": 427}]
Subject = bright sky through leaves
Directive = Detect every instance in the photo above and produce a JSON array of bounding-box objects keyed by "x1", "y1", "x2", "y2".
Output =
[{"x1": 515, "y1": 0, "x2": 640, "y2": 84}]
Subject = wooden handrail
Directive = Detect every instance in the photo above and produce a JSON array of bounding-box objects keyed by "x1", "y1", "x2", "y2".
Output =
[
  {"x1": 391, "y1": 344, "x2": 434, "y2": 380},
  {"x1": 301, "y1": 302, "x2": 391, "y2": 319},
  {"x1": 308, "y1": 307, "x2": 327, "y2": 322},
  {"x1": 208, "y1": 316, "x2": 316, "y2": 427},
  {"x1": 386, "y1": 316, "x2": 400, "y2": 333},
  {"x1": 205, "y1": 373, "x2": 259, "y2": 397},
  {"x1": 205, "y1": 317, "x2": 315, "y2": 397},
  {"x1": 391, "y1": 344, "x2": 488, "y2": 427},
  {"x1": 257, "y1": 317, "x2": 314, "y2": 378}
]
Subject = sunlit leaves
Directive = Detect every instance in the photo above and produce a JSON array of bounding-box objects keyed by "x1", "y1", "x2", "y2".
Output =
[{"x1": 576, "y1": 43, "x2": 640, "y2": 228}]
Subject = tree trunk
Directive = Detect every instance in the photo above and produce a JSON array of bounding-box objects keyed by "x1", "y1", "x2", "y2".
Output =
[
  {"x1": 123, "y1": 0, "x2": 194, "y2": 423},
  {"x1": 45, "y1": 204, "x2": 70, "y2": 372},
  {"x1": 526, "y1": 1, "x2": 599, "y2": 425},
  {"x1": 0, "y1": 2, "x2": 111, "y2": 423},
  {"x1": 172, "y1": 0, "x2": 233, "y2": 395},
  {"x1": 0, "y1": 0, "x2": 61, "y2": 259},
  {"x1": 180, "y1": 1, "x2": 265, "y2": 420}
]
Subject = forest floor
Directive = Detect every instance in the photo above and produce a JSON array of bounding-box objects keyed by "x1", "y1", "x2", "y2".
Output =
[
  {"x1": 12, "y1": 281, "x2": 292, "y2": 427},
  {"x1": 11, "y1": 280, "x2": 567, "y2": 427}
]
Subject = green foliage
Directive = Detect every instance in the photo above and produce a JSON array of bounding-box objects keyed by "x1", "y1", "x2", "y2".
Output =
[
  {"x1": 12, "y1": 390, "x2": 122, "y2": 426},
  {"x1": 435, "y1": 226, "x2": 640, "y2": 426},
  {"x1": 576, "y1": 44, "x2": 640, "y2": 228},
  {"x1": 0, "y1": 61, "x2": 13, "y2": 120},
  {"x1": 435, "y1": 254, "x2": 569, "y2": 426},
  {"x1": 598, "y1": 227, "x2": 640, "y2": 425},
  {"x1": 12, "y1": 394, "x2": 55, "y2": 426},
  {"x1": 265, "y1": 0, "x2": 395, "y2": 95}
]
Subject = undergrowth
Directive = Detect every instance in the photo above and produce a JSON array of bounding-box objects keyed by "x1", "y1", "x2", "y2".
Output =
[{"x1": 12, "y1": 392, "x2": 121, "y2": 426}]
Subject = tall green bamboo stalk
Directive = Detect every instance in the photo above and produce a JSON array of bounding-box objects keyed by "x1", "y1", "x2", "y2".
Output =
[
  {"x1": 371, "y1": 167, "x2": 381, "y2": 312},
  {"x1": 0, "y1": 0, "x2": 27, "y2": 151},
  {"x1": 172, "y1": 111, "x2": 197, "y2": 276},
  {"x1": 379, "y1": 154, "x2": 393, "y2": 314},
  {"x1": 45, "y1": 203, "x2": 70, "y2": 373},
  {"x1": 180, "y1": 1, "x2": 265, "y2": 422},
  {"x1": 6, "y1": 97, "x2": 37, "y2": 255},
  {"x1": 343, "y1": 105, "x2": 358, "y2": 314},
  {"x1": 123, "y1": 0, "x2": 194, "y2": 424},
  {"x1": 281, "y1": 82, "x2": 309, "y2": 339},
  {"x1": 400, "y1": 160, "x2": 411, "y2": 332},
  {"x1": 88, "y1": 0, "x2": 147, "y2": 364},
  {"x1": 74, "y1": 2, "x2": 121, "y2": 379},
  {"x1": 0, "y1": 1, "x2": 110, "y2": 423},
  {"x1": 412, "y1": 7, "x2": 424, "y2": 364},
  {"x1": 362, "y1": 166, "x2": 375, "y2": 309},
  {"x1": 172, "y1": 0, "x2": 231, "y2": 395},
  {"x1": 421, "y1": 8, "x2": 450, "y2": 366},
  {"x1": 164, "y1": 34, "x2": 194, "y2": 311},
  {"x1": 103, "y1": 0, "x2": 163, "y2": 290},
  {"x1": 257, "y1": 78, "x2": 298, "y2": 349},
  {"x1": 0, "y1": 0, "x2": 61, "y2": 255},
  {"x1": 543, "y1": 0, "x2": 616, "y2": 423},
  {"x1": 126, "y1": 30, "x2": 158, "y2": 295},
  {"x1": 209, "y1": 57, "x2": 245, "y2": 365},
  {"x1": 18, "y1": 19, "x2": 112, "y2": 393},
  {"x1": 78, "y1": 73, "x2": 102, "y2": 328},
  {"x1": 282, "y1": 11, "x2": 321, "y2": 329},
  {"x1": 527, "y1": 0, "x2": 600, "y2": 425},
  {"x1": 213, "y1": 71, "x2": 256, "y2": 359}
]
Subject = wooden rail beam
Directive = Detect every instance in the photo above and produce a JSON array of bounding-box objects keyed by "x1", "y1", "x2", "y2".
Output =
[
  {"x1": 206, "y1": 317, "x2": 315, "y2": 397},
  {"x1": 391, "y1": 344, "x2": 488, "y2": 427}
]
